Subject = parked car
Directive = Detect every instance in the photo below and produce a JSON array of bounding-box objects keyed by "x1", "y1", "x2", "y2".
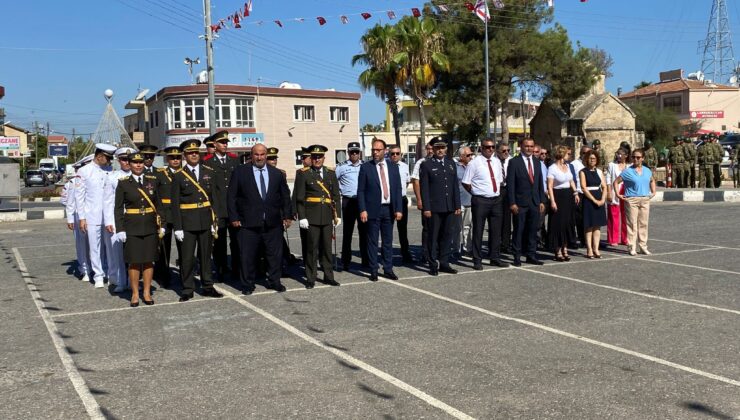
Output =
[{"x1": 25, "y1": 169, "x2": 48, "y2": 187}]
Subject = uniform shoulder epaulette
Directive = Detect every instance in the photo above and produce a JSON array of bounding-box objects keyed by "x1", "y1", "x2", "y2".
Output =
[
  {"x1": 157, "y1": 167, "x2": 167, "y2": 172},
  {"x1": 119, "y1": 175, "x2": 129, "y2": 181},
  {"x1": 145, "y1": 174, "x2": 157, "y2": 179},
  {"x1": 202, "y1": 164, "x2": 214, "y2": 170},
  {"x1": 174, "y1": 168, "x2": 183, "y2": 174},
  {"x1": 300, "y1": 167, "x2": 310, "y2": 172}
]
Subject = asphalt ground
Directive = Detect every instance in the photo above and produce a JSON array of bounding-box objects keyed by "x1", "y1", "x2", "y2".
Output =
[{"x1": 2, "y1": 202, "x2": 740, "y2": 419}]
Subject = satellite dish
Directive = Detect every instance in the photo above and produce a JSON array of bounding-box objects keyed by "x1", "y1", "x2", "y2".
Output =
[
  {"x1": 134, "y1": 88, "x2": 150, "y2": 101},
  {"x1": 730, "y1": 75, "x2": 738, "y2": 86},
  {"x1": 196, "y1": 71, "x2": 208, "y2": 84},
  {"x1": 104, "y1": 89, "x2": 114, "y2": 100}
]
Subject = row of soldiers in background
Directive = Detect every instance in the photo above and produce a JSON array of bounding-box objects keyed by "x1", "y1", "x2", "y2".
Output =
[{"x1": 667, "y1": 134, "x2": 724, "y2": 188}]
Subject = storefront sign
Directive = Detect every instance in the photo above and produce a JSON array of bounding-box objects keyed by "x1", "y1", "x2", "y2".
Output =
[
  {"x1": 48, "y1": 144, "x2": 69, "y2": 157},
  {"x1": 0, "y1": 136, "x2": 20, "y2": 150},
  {"x1": 690, "y1": 110, "x2": 724, "y2": 119},
  {"x1": 165, "y1": 132, "x2": 265, "y2": 149}
]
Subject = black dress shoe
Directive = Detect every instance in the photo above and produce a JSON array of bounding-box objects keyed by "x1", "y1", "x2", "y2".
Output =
[
  {"x1": 324, "y1": 279, "x2": 341, "y2": 286},
  {"x1": 490, "y1": 259, "x2": 510, "y2": 268},
  {"x1": 342, "y1": 263, "x2": 350, "y2": 271},
  {"x1": 473, "y1": 263, "x2": 483, "y2": 271},
  {"x1": 439, "y1": 266, "x2": 458, "y2": 274},
  {"x1": 178, "y1": 293, "x2": 193, "y2": 302},
  {"x1": 305, "y1": 282, "x2": 315, "y2": 289},
  {"x1": 429, "y1": 267, "x2": 439, "y2": 276},
  {"x1": 512, "y1": 258, "x2": 522, "y2": 267},
  {"x1": 242, "y1": 288, "x2": 254, "y2": 296},
  {"x1": 383, "y1": 271, "x2": 398, "y2": 280},
  {"x1": 369, "y1": 273, "x2": 379, "y2": 282},
  {"x1": 402, "y1": 254, "x2": 414, "y2": 264},
  {"x1": 272, "y1": 284, "x2": 287, "y2": 293},
  {"x1": 526, "y1": 257, "x2": 544, "y2": 266},
  {"x1": 202, "y1": 288, "x2": 224, "y2": 298}
]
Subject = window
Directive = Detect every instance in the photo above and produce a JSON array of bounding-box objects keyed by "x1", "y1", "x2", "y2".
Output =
[
  {"x1": 154, "y1": 111, "x2": 159, "y2": 128},
  {"x1": 149, "y1": 112, "x2": 154, "y2": 129},
  {"x1": 167, "y1": 100, "x2": 182, "y2": 129},
  {"x1": 235, "y1": 98, "x2": 255, "y2": 127},
  {"x1": 293, "y1": 105, "x2": 315, "y2": 122},
  {"x1": 513, "y1": 109, "x2": 521, "y2": 119},
  {"x1": 183, "y1": 99, "x2": 206, "y2": 128},
  {"x1": 406, "y1": 144, "x2": 417, "y2": 168},
  {"x1": 215, "y1": 98, "x2": 232, "y2": 128},
  {"x1": 663, "y1": 96, "x2": 682, "y2": 114},
  {"x1": 330, "y1": 106, "x2": 349, "y2": 122},
  {"x1": 294, "y1": 149, "x2": 304, "y2": 166}
]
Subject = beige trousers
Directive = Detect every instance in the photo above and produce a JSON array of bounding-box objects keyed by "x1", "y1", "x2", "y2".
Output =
[{"x1": 624, "y1": 196, "x2": 650, "y2": 251}]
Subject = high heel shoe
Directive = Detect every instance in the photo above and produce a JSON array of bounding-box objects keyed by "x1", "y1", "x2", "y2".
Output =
[
  {"x1": 143, "y1": 299, "x2": 154, "y2": 306},
  {"x1": 563, "y1": 255, "x2": 571, "y2": 261},
  {"x1": 130, "y1": 301, "x2": 139, "y2": 307},
  {"x1": 555, "y1": 255, "x2": 565, "y2": 262},
  {"x1": 585, "y1": 254, "x2": 594, "y2": 259},
  {"x1": 594, "y1": 252, "x2": 602, "y2": 259}
]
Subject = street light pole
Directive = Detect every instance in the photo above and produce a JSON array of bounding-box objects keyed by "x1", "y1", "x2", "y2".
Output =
[{"x1": 203, "y1": 0, "x2": 217, "y2": 136}]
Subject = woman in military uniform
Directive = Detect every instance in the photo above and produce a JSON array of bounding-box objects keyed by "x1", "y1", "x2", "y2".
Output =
[{"x1": 114, "y1": 152, "x2": 163, "y2": 307}]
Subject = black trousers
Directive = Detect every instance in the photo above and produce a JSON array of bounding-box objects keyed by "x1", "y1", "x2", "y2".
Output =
[
  {"x1": 238, "y1": 224, "x2": 283, "y2": 289},
  {"x1": 306, "y1": 224, "x2": 334, "y2": 283},
  {"x1": 427, "y1": 211, "x2": 455, "y2": 267},
  {"x1": 155, "y1": 222, "x2": 181, "y2": 284},
  {"x1": 214, "y1": 217, "x2": 239, "y2": 274},
  {"x1": 512, "y1": 205, "x2": 540, "y2": 260},
  {"x1": 181, "y1": 229, "x2": 213, "y2": 295},
  {"x1": 420, "y1": 210, "x2": 430, "y2": 262},
  {"x1": 397, "y1": 196, "x2": 410, "y2": 257},
  {"x1": 341, "y1": 197, "x2": 368, "y2": 266},
  {"x1": 471, "y1": 195, "x2": 503, "y2": 263},
  {"x1": 573, "y1": 193, "x2": 585, "y2": 246},
  {"x1": 500, "y1": 186, "x2": 512, "y2": 251}
]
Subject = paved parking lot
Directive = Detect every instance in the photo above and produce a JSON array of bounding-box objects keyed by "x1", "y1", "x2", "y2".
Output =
[{"x1": 2, "y1": 202, "x2": 740, "y2": 419}]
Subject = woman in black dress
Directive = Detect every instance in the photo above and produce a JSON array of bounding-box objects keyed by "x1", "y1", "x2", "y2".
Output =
[
  {"x1": 114, "y1": 152, "x2": 163, "y2": 307},
  {"x1": 579, "y1": 150, "x2": 607, "y2": 258},
  {"x1": 547, "y1": 146, "x2": 580, "y2": 261}
]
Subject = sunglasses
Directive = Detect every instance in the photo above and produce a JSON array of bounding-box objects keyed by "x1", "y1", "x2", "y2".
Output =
[
  {"x1": 349, "y1": 150, "x2": 360, "y2": 154},
  {"x1": 500, "y1": 149, "x2": 510, "y2": 152},
  {"x1": 633, "y1": 155, "x2": 644, "y2": 159},
  {"x1": 390, "y1": 152, "x2": 401, "y2": 156},
  {"x1": 482, "y1": 145, "x2": 494, "y2": 149},
  {"x1": 168, "y1": 156, "x2": 182, "y2": 160},
  {"x1": 311, "y1": 154, "x2": 324, "y2": 159},
  {"x1": 463, "y1": 154, "x2": 474, "y2": 157}
]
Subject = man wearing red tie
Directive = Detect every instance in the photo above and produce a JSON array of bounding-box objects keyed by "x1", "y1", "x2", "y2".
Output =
[
  {"x1": 461, "y1": 138, "x2": 510, "y2": 271},
  {"x1": 506, "y1": 138, "x2": 546, "y2": 266}
]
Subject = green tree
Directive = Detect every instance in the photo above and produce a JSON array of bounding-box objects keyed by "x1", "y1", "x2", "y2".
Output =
[
  {"x1": 633, "y1": 81, "x2": 653, "y2": 90},
  {"x1": 392, "y1": 15, "x2": 450, "y2": 144},
  {"x1": 585, "y1": 47, "x2": 614, "y2": 78},
  {"x1": 352, "y1": 24, "x2": 403, "y2": 145},
  {"x1": 630, "y1": 102, "x2": 680, "y2": 151}
]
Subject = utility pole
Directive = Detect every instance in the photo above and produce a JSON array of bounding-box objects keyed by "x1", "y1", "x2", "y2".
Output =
[
  {"x1": 203, "y1": 0, "x2": 217, "y2": 135},
  {"x1": 33, "y1": 121, "x2": 39, "y2": 167},
  {"x1": 72, "y1": 128, "x2": 76, "y2": 161}
]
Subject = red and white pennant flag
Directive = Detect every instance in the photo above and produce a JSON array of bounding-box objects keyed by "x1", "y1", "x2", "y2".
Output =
[{"x1": 473, "y1": 0, "x2": 490, "y2": 22}]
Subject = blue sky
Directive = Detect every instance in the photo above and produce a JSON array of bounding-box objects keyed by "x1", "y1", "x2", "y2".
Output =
[{"x1": 0, "y1": 0, "x2": 735, "y2": 138}]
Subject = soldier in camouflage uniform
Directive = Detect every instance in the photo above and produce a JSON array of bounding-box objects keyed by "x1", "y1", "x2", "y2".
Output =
[
  {"x1": 733, "y1": 146, "x2": 740, "y2": 188},
  {"x1": 682, "y1": 136, "x2": 697, "y2": 188},
  {"x1": 643, "y1": 139, "x2": 658, "y2": 173},
  {"x1": 697, "y1": 136, "x2": 714, "y2": 188},
  {"x1": 710, "y1": 134, "x2": 724, "y2": 187},
  {"x1": 591, "y1": 139, "x2": 608, "y2": 172},
  {"x1": 667, "y1": 136, "x2": 687, "y2": 188}
]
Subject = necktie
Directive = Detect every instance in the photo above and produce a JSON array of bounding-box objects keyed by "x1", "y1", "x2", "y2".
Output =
[
  {"x1": 486, "y1": 159, "x2": 498, "y2": 193},
  {"x1": 500, "y1": 158, "x2": 507, "y2": 186},
  {"x1": 259, "y1": 169, "x2": 266, "y2": 200},
  {"x1": 221, "y1": 157, "x2": 225, "y2": 165},
  {"x1": 379, "y1": 162, "x2": 389, "y2": 201},
  {"x1": 527, "y1": 157, "x2": 534, "y2": 184}
]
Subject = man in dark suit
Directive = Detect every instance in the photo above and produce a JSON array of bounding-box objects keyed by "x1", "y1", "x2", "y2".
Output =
[
  {"x1": 358, "y1": 139, "x2": 403, "y2": 281},
  {"x1": 420, "y1": 138, "x2": 461, "y2": 276},
  {"x1": 203, "y1": 130, "x2": 240, "y2": 281},
  {"x1": 228, "y1": 144, "x2": 293, "y2": 295},
  {"x1": 171, "y1": 139, "x2": 223, "y2": 301},
  {"x1": 506, "y1": 138, "x2": 546, "y2": 266}
]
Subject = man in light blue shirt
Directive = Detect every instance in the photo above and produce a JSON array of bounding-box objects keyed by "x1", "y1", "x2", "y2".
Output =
[
  {"x1": 335, "y1": 142, "x2": 368, "y2": 270},
  {"x1": 452, "y1": 146, "x2": 473, "y2": 258},
  {"x1": 389, "y1": 144, "x2": 413, "y2": 263}
]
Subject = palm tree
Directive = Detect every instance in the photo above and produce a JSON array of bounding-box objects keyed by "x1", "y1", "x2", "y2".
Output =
[
  {"x1": 352, "y1": 24, "x2": 403, "y2": 146},
  {"x1": 392, "y1": 16, "x2": 450, "y2": 144}
]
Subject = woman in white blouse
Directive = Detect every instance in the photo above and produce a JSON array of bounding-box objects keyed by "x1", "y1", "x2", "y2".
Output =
[
  {"x1": 547, "y1": 145, "x2": 580, "y2": 261},
  {"x1": 605, "y1": 148, "x2": 629, "y2": 247}
]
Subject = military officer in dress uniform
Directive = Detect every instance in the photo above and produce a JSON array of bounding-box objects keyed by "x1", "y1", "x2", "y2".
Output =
[
  {"x1": 682, "y1": 137, "x2": 697, "y2": 188},
  {"x1": 76, "y1": 143, "x2": 117, "y2": 288},
  {"x1": 643, "y1": 139, "x2": 658, "y2": 173},
  {"x1": 114, "y1": 152, "x2": 164, "y2": 307},
  {"x1": 154, "y1": 146, "x2": 183, "y2": 287},
  {"x1": 292, "y1": 145, "x2": 342, "y2": 289},
  {"x1": 294, "y1": 146, "x2": 313, "y2": 264},
  {"x1": 335, "y1": 141, "x2": 368, "y2": 270},
  {"x1": 204, "y1": 137, "x2": 217, "y2": 157},
  {"x1": 171, "y1": 139, "x2": 223, "y2": 302},
  {"x1": 668, "y1": 136, "x2": 686, "y2": 188},
  {"x1": 419, "y1": 138, "x2": 462, "y2": 276},
  {"x1": 104, "y1": 146, "x2": 137, "y2": 293},
  {"x1": 139, "y1": 144, "x2": 159, "y2": 174},
  {"x1": 203, "y1": 130, "x2": 240, "y2": 280},
  {"x1": 591, "y1": 139, "x2": 608, "y2": 172},
  {"x1": 62, "y1": 155, "x2": 93, "y2": 282}
]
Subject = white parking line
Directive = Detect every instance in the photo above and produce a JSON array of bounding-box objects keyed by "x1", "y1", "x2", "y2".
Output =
[
  {"x1": 12, "y1": 248, "x2": 104, "y2": 420},
  {"x1": 384, "y1": 279, "x2": 740, "y2": 388},
  {"x1": 518, "y1": 267, "x2": 740, "y2": 316},
  {"x1": 214, "y1": 285, "x2": 475, "y2": 420},
  {"x1": 639, "y1": 258, "x2": 740, "y2": 276},
  {"x1": 650, "y1": 238, "x2": 740, "y2": 251}
]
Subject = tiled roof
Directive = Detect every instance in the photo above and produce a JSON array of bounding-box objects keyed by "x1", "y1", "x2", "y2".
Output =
[
  {"x1": 619, "y1": 79, "x2": 737, "y2": 99},
  {"x1": 150, "y1": 84, "x2": 361, "y2": 102},
  {"x1": 47, "y1": 135, "x2": 67, "y2": 143}
]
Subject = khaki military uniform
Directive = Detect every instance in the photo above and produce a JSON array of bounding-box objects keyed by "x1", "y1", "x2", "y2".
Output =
[
  {"x1": 643, "y1": 147, "x2": 658, "y2": 173},
  {"x1": 711, "y1": 142, "x2": 724, "y2": 188},
  {"x1": 682, "y1": 142, "x2": 697, "y2": 188},
  {"x1": 292, "y1": 166, "x2": 341, "y2": 286},
  {"x1": 595, "y1": 148, "x2": 608, "y2": 172},
  {"x1": 667, "y1": 144, "x2": 687, "y2": 188},
  {"x1": 697, "y1": 143, "x2": 714, "y2": 188}
]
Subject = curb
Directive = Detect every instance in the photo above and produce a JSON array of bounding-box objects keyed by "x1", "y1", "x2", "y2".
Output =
[
  {"x1": 651, "y1": 190, "x2": 740, "y2": 202},
  {"x1": 0, "y1": 209, "x2": 66, "y2": 223},
  {"x1": 21, "y1": 197, "x2": 62, "y2": 202}
]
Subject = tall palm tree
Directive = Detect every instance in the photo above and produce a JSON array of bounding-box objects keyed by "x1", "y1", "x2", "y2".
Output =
[
  {"x1": 352, "y1": 24, "x2": 403, "y2": 146},
  {"x1": 393, "y1": 16, "x2": 450, "y2": 144}
]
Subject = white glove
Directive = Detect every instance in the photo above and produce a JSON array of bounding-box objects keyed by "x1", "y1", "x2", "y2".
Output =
[
  {"x1": 159, "y1": 227, "x2": 166, "y2": 237},
  {"x1": 118, "y1": 232, "x2": 127, "y2": 243},
  {"x1": 334, "y1": 218, "x2": 342, "y2": 227},
  {"x1": 211, "y1": 226, "x2": 216, "y2": 235},
  {"x1": 299, "y1": 219, "x2": 309, "y2": 229},
  {"x1": 174, "y1": 230, "x2": 184, "y2": 242}
]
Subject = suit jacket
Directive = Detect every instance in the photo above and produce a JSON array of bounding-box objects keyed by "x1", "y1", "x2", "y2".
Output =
[
  {"x1": 204, "y1": 153, "x2": 239, "y2": 218},
  {"x1": 227, "y1": 163, "x2": 291, "y2": 229},
  {"x1": 419, "y1": 157, "x2": 461, "y2": 213},
  {"x1": 357, "y1": 159, "x2": 403, "y2": 219},
  {"x1": 171, "y1": 164, "x2": 217, "y2": 231},
  {"x1": 114, "y1": 174, "x2": 161, "y2": 236},
  {"x1": 506, "y1": 154, "x2": 545, "y2": 208}
]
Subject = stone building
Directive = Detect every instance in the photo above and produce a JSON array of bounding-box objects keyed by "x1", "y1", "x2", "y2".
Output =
[{"x1": 530, "y1": 76, "x2": 636, "y2": 159}]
